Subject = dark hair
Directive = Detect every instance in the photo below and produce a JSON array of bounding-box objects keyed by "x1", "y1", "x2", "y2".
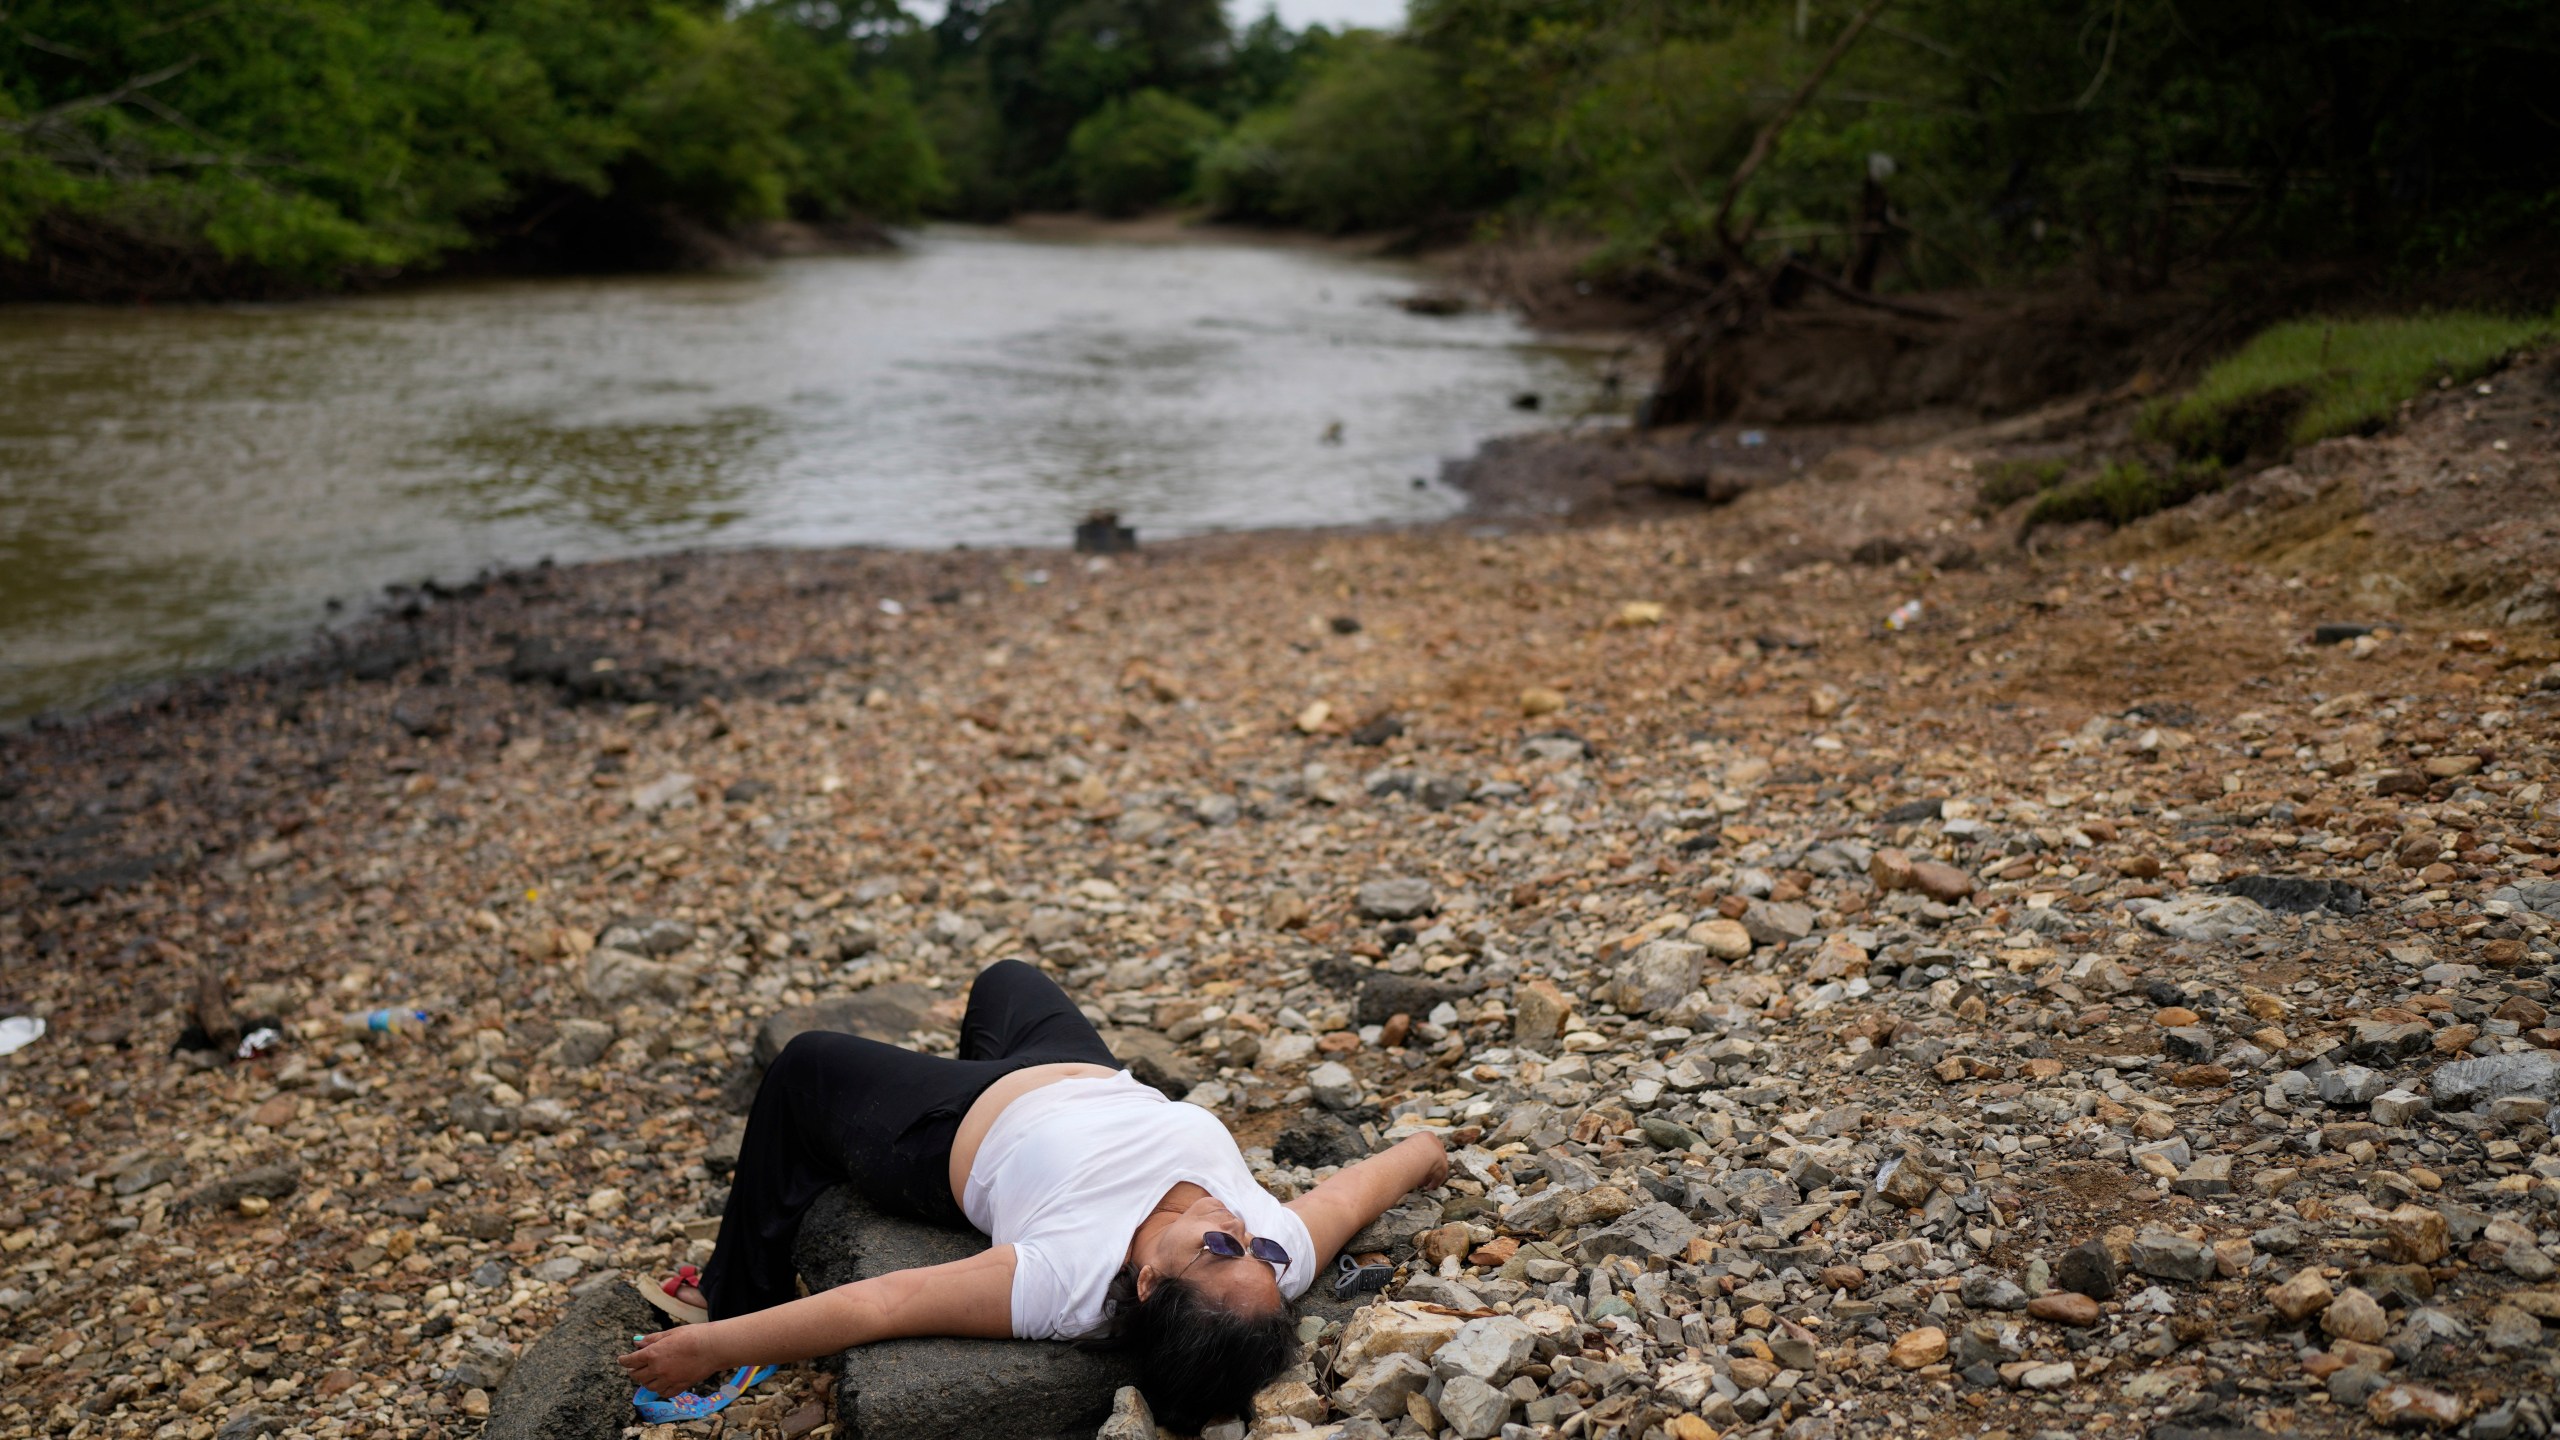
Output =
[{"x1": 1087, "y1": 1264, "x2": 1298, "y2": 1434}]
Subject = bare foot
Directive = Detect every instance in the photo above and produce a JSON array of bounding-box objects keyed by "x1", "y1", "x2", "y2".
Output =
[{"x1": 672, "y1": 1282, "x2": 706, "y2": 1310}]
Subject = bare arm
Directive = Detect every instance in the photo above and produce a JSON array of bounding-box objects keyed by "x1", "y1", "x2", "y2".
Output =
[
  {"x1": 620, "y1": 1246, "x2": 1016, "y2": 1394},
  {"x1": 1285, "y1": 1132, "x2": 1449, "y2": 1269}
]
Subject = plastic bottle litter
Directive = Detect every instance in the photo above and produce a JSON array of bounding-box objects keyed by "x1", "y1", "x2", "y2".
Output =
[
  {"x1": 346, "y1": 1007, "x2": 430, "y2": 1036},
  {"x1": 1886, "y1": 599, "x2": 1923, "y2": 631},
  {"x1": 0, "y1": 1016, "x2": 44, "y2": 1056}
]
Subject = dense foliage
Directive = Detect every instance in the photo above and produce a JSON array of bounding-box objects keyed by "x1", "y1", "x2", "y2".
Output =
[
  {"x1": 8, "y1": 0, "x2": 2558, "y2": 296},
  {"x1": 0, "y1": 0, "x2": 942, "y2": 296},
  {"x1": 1068, "y1": 89, "x2": 1223, "y2": 216},
  {"x1": 1207, "y1": 0, "x2": 2560, "y2": 284}
]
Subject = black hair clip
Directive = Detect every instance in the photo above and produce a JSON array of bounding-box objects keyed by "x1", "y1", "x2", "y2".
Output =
[{"x1": 1332, "y1": 1253, "x2": 1394, "y2": 1300}]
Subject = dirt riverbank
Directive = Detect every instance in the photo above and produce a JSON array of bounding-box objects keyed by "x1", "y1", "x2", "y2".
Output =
[{"x1": 2, "y1": 350, "x2": 2559, "y2": 1440}]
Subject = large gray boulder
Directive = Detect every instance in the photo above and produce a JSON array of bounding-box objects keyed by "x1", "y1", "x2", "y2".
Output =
[
  {"x1": 753, "y1": 984, "x2": 944, "y2": 1067},
  {"x1": 483, "y1": 1280, "x2": 656, "y2": 1440},
  {"x1": 794, "y1": 1187, "x2": 1136, "y2": 1440},
  {"x1": 2429, "y1": 1051, "x2": 2560, "y2": 1111}
]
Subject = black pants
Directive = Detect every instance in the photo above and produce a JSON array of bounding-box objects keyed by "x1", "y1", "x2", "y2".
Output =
[{"x1": 698, "y1": 959, "x2": 1119, "y2": 1319}]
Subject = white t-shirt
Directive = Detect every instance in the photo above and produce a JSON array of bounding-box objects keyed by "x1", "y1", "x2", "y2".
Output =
[{"x1": 961, "y1": 1069, "x2": 1318, "y2": 1340}]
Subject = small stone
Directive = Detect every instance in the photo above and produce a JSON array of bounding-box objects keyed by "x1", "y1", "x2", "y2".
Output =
[
  {"x1": 2160, "y1": 1025, "x2": 2215, "y2": 1061},
  {"x1": 1639, "y1": 1115, "x2": 1702, "y2": 1151},
  {"x1": 1519, "y1": 687, "x2": 1567, "y2": 716},
  {"x1": 2366, "y1": 1383, "x2": 2465, "y2": 1430},
  {"x1": 1889, "y1": 1327, "x2": 1949, "y2": 1369},
  {"x1": 1874, "y1": 1153, "x2": 1942, "y2": 1209},
  {"x1": 1356, "y1": 877, "x2": 1438, "y2": 920},
  {"x1": 1430, "y1": 1315, "x2": 1535, "y2": 1384},
  {"x1": 2056, "y1": 1239, "x2": 2118, "y2": 1299},
  {"x1": 2347, "y1": 1019, "x2": 2435, "y2": 1063},
  {"x1": 2014, "y1": 1361, "x2": 2074, "y2": 1391},
  {"x1": 1252, "y1": 1377, "x2": 1326, "y2": 1425},
  {"x1": 1334, "y1": 1302, "x2": 1468, "y2": 1371},
  {"x1": 2268, "y1": 1268, "x2": 2334, "y2": 1322},
  {"x1": 1869, "y1": 848, "x2": 1916, "y2": 892},
  {"x1": 2172, "y1": 1156, "x2": 2233, "y2": 1197},
  {"x1": 2321, "y1": 1286, "x2": 2389, "y2": 1344},
  {"x1": 1908, "y1": 861, "x2": 1975, "y2": 903},
  {"x1": 1578, "y1": 1200, "x2": 1700, "y2": 1261},
  {"x1": 1512, "y1": 980, "x2": 1571, "y2": 1048},
  {"x1": 1264, "y1": 889, "x2": 1310, "y2": 930},
  {"x1": 2318, "y1": 1064, "x2": 2387, "y2": 1106},
  {"x1": 1336, "y1": 1353, "x2": 1432, "y2": 1419},
  {"x1": 2026, "y1": 1292, "x2": 2100, "y2": 1327},
  {"x1": 1960, "y1": 1273, "x2": 2029, "y2": 1311},
  {"x1": 1308, "y1": 1061, "x2": 1361, "y2": 1110},
  {"x1": 1740, "y1": 901, "x2": 1814, "y2": 946},
  {"x1": 2374, "y1": 1205, "x2": 2448, "y2": 1264},
  {"x1": 1821, "y1": 1264, "x2": 1869, "y2": 1293},
  {"x1": 2484, "y1": 1304, "x2": 2542, "y2": 1352},
  {"x1": 1437, "y1": 1374, "x2": 1512, "y2": 1440},
  {"x1": 2140, "y1": 893, "x2": 2274, "y2": 941},
  {"x1": 1687, "y1": 917, "x2": 1753, "y2": 960},
  {"x1": 1606, "y1": 940, "x2": 1706, "y2": 1015},
  {"x1": 460, "y1": 1389, "x2": 490, "y2": 1419},
  {"x1": 2129, "y1": 1231, "x2": 2215, "y2": 1284},
  {"x1": 2371, "y1": 1089, "x2": 2427, "y2": 1126},
  {"x1": 1417, "y1": 1223, "x2": 1475, "y2": 1266},
  {"x1": 550, "y1": 1018, "x2": 617, "y2": 1069}
]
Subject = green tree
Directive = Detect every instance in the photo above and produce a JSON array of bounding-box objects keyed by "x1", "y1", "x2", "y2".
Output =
[{"x1": 1067, "y1": 87, "x2": 1220, "y2": 214}]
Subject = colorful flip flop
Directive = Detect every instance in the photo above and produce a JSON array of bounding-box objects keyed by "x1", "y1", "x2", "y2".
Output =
[
  {"x1": 634, "y1": 1363, "x2": 776, "y2": 1423},
  {"x1": 639, "y1": 1264, "x2": 710, "y2": 1325}
]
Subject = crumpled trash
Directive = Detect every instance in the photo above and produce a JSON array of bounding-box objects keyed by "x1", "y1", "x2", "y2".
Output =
[
  {"x1": 1332, "y1": 1252, "x2": 1393, "y2": 1300},
  {"x1": 1887, "y1": 599, "x2": 1923, "y2": 631},
  {"x1": 634, "y1": 1363, "x2": 775, "y2": 1423},
  {"x1": 235, "y1": 1026, "x2": 280, "y2": 1061},
  {"x1": 0, "y1": 1016, "x2": 43, "y2": 1056}
]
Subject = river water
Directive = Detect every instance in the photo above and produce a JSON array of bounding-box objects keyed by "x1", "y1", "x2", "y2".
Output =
[{"x1": 0, "y1": 227, "x2": 1604, "y2": 722}]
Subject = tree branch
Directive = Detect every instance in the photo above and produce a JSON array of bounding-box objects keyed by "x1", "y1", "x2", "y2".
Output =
[
  {"x1": 5, "y1": 55, "x2": 201, "y2": 133},
  {"x1": 1710, "y1": 0, "x2": 1895, "y2": 260}
]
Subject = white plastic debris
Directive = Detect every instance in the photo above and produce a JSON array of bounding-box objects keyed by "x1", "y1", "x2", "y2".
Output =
[{"x1": 0, "y1": 1016, "x2": 44, "y2": 1056}]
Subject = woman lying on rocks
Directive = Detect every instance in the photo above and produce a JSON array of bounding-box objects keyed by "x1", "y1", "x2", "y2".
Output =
[{"x1": 618, "y1": 958, "x2": 1448, "y2": 1432}]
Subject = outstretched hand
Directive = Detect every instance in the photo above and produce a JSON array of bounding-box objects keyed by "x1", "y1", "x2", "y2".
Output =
[{"x1": 618, "y1": 1325, "x2": 723, "y2": 1396}]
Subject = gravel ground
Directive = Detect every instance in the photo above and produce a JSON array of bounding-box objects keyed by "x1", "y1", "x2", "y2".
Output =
[{"x1": 4, "y1": 430, "x2": 2560, "y2": 1440}]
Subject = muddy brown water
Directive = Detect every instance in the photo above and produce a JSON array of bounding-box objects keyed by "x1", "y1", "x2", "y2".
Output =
[{"x1": 0, "y1": 227, "x2": 1611, "y2": 722}]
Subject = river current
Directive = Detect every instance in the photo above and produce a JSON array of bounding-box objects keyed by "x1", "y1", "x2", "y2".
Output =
[{"x1": 0, "y1": 227, "x2": 1603, "y2": 721}]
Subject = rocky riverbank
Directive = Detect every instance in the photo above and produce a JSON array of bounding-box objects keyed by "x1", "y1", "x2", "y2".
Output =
[{"x1": 2, "y1": 400, "x2": 2559, "y2": 1440}]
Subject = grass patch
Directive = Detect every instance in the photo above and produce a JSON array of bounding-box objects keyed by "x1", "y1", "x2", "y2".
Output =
[
  {"x1": 2027, "y1": 457, "x2": 2226, "y2": 530},
  {"x1": 2154, "y1": 310, "x2": 2555, "y2": 462},
  {"x1": 1975, "y1": 457, "x2": 2068, "y2": 512}
]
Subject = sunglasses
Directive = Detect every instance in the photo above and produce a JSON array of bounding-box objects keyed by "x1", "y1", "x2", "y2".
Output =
[{"x1": 1199, "y1": 1230, "x2": 1290, "y2": 1270}]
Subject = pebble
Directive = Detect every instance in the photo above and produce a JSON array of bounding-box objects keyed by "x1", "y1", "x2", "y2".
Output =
[
  {"x1": 2322, "y1": 1286, "x2": 2390, "y2": 1343},
  {"x1": 1889, "y1": 1327, "x2": 1948, "y2": 1369},
  {"x1": 2268, "y1": 1267, "x2": 2334, "y2": 1322},
  {"x1": 1354, "y1": 877, "x2": 1437, "y2": 921},
  {"x1": 2026, "y1": 1292, "x2": 2099, "y2": 1327}
]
